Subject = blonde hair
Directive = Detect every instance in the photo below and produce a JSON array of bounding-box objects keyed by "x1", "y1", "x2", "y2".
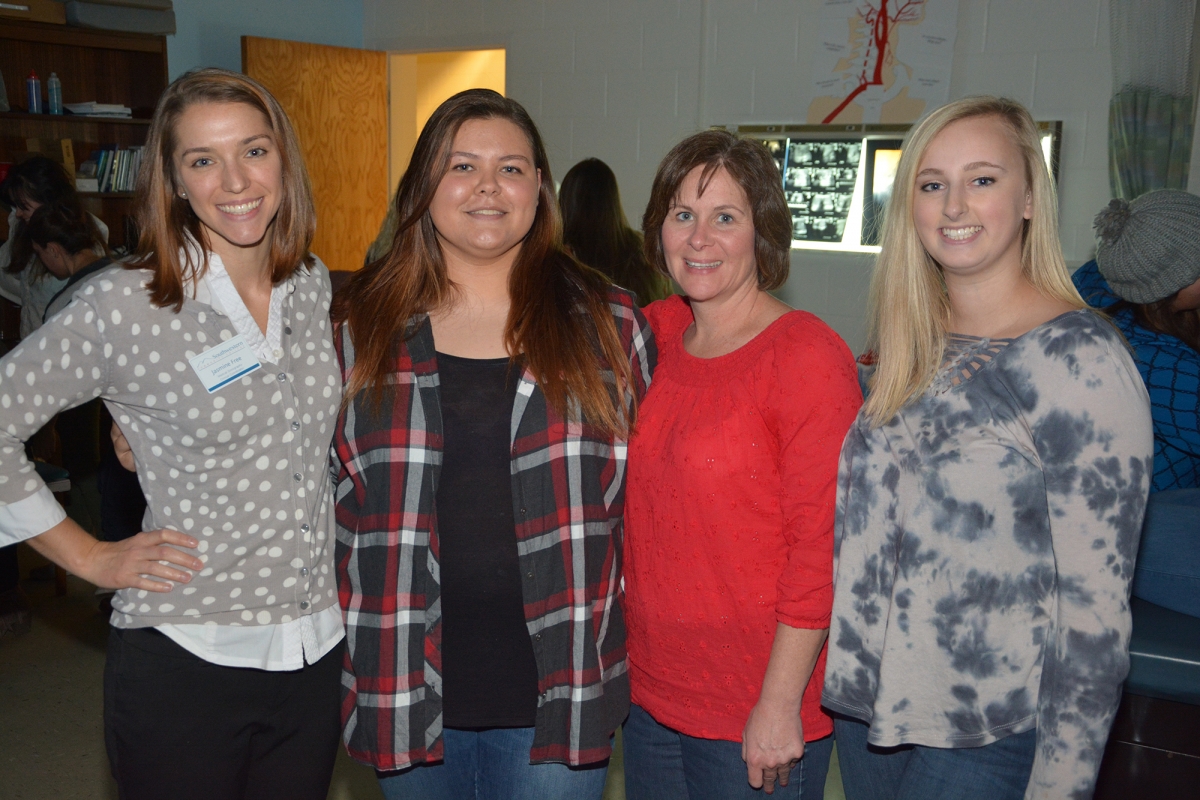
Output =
[{"x1": 863, "y1": 96, "x2": 1084, "y2": 426}]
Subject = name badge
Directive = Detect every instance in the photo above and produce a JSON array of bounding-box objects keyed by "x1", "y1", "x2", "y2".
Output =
[{"x1": 188, "y1": 334, "x2": 262, "y2": 393}]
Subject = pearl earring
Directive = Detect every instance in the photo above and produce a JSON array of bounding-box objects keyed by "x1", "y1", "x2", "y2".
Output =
[{"x1": 179, "y1": 191, "x2": 187, "y2": 199}]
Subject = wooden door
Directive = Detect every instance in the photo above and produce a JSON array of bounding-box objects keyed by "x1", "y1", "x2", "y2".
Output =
[{"x1": 243, "y1": 36, "x2": 388, "y2": 274}]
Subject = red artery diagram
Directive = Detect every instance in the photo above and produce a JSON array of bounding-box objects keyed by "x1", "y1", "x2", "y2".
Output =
[{"x1": 821, "y1": 0, "x2": 927, "y2": 124}]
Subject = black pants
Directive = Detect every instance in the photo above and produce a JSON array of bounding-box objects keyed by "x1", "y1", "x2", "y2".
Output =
[
  {"x1": 0, "y1": 543, "x2": 17, "y2": 594},
  {"x1": 103, "y1": 626, "x2": 344, "y2": 800}
]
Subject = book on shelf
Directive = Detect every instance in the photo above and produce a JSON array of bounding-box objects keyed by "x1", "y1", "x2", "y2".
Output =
[
  {"x1": 63, "y1": 102, "x2": 133, "y2": 119},
  {"x1": 86, "y1": 145, "x2": 143, "y2": 193}
]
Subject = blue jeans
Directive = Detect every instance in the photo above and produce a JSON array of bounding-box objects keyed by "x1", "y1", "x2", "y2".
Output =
[
  {"x1": 1132, "y1": 488, "x2": 1200, "y2": 617},
  {"x1": 376, "y1": 726, "x2": 610, "y2": 800},
  {"x1": 833, "y1": 716, "x2": 1037, "y2": 800},
  {"x1": 623, "y1": 704, "x2": 834, "y2": 800}
]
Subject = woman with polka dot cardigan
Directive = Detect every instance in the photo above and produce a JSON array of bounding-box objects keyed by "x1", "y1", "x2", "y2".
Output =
[{"x1": 0, "y1": 69, "x2": 345, "y2": 800}]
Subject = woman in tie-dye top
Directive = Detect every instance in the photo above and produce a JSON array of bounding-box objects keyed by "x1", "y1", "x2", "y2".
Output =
[{"x1": 822, "y1": 97, "x2": 1153, "y2": 800}]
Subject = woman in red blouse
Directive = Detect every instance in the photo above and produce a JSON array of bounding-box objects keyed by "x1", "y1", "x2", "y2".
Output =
[{"x1": 622, "y1": 130, "x2": 861, "y2": 799}]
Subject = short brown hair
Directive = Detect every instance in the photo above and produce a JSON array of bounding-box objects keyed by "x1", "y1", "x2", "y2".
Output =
[
  {"x1": 131, "y1": 68, "x2": 315, "y2": 309},
  {"x1": 642, "y1": 130, "x2": 791, "y2": 291}
]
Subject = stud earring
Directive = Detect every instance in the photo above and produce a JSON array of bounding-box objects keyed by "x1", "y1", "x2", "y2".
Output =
[{"x1": 179, "y1": 191, "x2": 188, "y2": 199}]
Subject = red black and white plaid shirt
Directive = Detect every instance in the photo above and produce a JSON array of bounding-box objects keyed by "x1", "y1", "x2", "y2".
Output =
[{"x1": 332, "y1": 288, "x2": 655, "y2": 770}]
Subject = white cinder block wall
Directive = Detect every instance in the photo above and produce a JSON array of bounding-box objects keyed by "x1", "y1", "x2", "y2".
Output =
[{"x1": 363, "y1": 0, "x2": 1146, "y2": 354}]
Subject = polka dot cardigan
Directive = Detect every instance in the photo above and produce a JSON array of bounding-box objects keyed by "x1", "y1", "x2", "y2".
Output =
[{"x1": 0, "y1": 261, "x2": 342, "y2": 628}]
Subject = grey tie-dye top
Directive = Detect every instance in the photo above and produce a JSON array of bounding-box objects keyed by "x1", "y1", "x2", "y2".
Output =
[{"x1": 823, "y1": 310, "x2": 1153, "y2": 800}]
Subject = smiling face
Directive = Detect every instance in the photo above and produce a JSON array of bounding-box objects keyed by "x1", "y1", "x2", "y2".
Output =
[
  {"x1": 172, "y1": 101, "x2": 283, "y2": 270},
  {"x1": 911, "y1": 114, "x2": 1032, "y2": 282},
  {"x1": 659, "y1": 165, "x2": 758, "y2": 304},
  {"x1": 428, "y1": 117, "x2": 541, "y2": 270}
]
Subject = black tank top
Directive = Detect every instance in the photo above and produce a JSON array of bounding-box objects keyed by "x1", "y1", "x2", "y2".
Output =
[{"x1": 435, "y1": 351, "x2": 539, "y2": 728}]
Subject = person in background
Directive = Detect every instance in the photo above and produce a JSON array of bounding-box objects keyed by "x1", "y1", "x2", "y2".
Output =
[
  {"x1": 823, "y1": 96, "x2": 1153, "y2": 800},
  {"x1": 621, "y1": 130, "x2": 860, "y2": 799},
  {"x1": 332, "y1": 89, "x2": 653, "y2": 800},
  {"x1": 0, "y1": 68, "x2": 345, "y2": 800},
  {"x1": 0, "y1": 155, "x2": 109, "y2": 339},
  {"x1": 25, "y1": 203, "x2": 114, "y2": 321},
  {"x1": 0, "y1": 160, "x2": 110, "y2": 637},
  {"x1": 25, "y1": 200, "x2": 117, "y2": 522},
  {"x1": 26, "y1": 202, "x2": 145, "y2": 583},
  {"x1": 1073, "y1": 189, "x2": 1200, "y2": 618},
  {"x1": 560, "y1": 157, "x2": 672, "y2": 305}
]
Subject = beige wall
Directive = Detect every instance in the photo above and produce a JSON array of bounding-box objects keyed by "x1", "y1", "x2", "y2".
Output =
[{"x1": 388, "y1": 48, "x2": 506, "y2": 192}]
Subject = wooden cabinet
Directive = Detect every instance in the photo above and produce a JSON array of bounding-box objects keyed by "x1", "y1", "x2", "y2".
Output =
[{"x1": 0, "y1": 18, "x2": 168, "y2": 250}]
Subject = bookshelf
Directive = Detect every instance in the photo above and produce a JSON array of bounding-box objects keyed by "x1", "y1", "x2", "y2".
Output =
[{"x1": 0, "y1": 18, "x2": 168, "y2": 249}]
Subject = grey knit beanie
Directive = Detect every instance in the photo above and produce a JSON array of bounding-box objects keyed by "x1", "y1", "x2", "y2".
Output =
[{"x1": 1094, "y1": 190, "x2": 1200, "y2": 304}]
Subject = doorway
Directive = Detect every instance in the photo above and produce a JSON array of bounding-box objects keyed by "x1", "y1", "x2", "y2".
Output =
[
  {"x1": 388, "y1": 49, "x2": 506, "y2": 192},
  {"x1": 243, "y1": 39, "x2": 504, "y2": 272}
]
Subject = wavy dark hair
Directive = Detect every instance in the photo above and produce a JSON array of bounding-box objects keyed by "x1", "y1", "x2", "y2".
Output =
[
  {"x1": 334, "y1": 89, "x2": 634, "y2": 436},
  {"x1": 0, "y1": 156, "x2": 83, "y2": 277},
  {"x1": 130, "y1": 67, "x2": 315, "y2": 310},
  {"x1": 560, "y1": 158, "x2": 670, "y2": 306}
]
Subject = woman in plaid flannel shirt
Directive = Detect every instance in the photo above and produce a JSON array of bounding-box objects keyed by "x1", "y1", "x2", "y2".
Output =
[{"x1": 331, "y1": 90, "x2": 654, "y2": 799}]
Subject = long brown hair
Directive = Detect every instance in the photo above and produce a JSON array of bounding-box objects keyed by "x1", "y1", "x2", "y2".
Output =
[
  {"x1": 130, "y1": 68, "x2": 315, "y2": 310},
  {"x1": 642, "y1": 130, "x2": 792, "y2": 291},
  {"x1": 560, "y1": 158, "x2": 671, "y2": 305},
  {"x1": 334, "y1": 89, "x2": 633, "y2": 436},
  {"x1": 1108, "y1": 296, "x2": 1200, "y2": 353}
]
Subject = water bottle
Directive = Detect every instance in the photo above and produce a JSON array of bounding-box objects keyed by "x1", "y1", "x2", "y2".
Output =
[
  {"x1": 26, "y1": 70, "x2": 41, "y2": 114},
  {"x1": 47, "y1": 73, "x2": 62, "y2": 115}
]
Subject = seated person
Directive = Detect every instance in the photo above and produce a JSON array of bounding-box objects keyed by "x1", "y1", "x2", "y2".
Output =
[
  {"x1": 1075, "y1": 190, "x2": 1200, "y2": 618},
  {"x1": 0, "y1": 156, "x2": 109, "y2": 339},
  {"x1": 0, "y1": 168, "x2": 109, "y2": 629},
  {"x1": 26, "y1": 203, "x2": 114, "y2": 322},
  {"x1": 27, "y1": 203, "x2": 143, "y2": 547}
]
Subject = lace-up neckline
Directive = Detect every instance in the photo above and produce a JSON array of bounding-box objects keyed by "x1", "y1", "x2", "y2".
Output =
[{"x1": 932, "y1": 333, "x2": 1015, "y2": 393}]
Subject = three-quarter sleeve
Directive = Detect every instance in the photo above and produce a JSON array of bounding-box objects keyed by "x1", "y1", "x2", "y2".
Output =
[
  {"x1": 0, "y1": 291, "x2": 110, "y2": 545},
  {"x1": 761, "y1": 320, "x2": 862, "y2": 629},
  {"x1": 1025, "y1": 328, "x2": 1154, "y2": 799}
]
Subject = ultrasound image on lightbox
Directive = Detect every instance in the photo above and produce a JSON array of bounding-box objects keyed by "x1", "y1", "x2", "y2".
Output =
[
  {"x1": 754, "y1": 138, "x2": 787, "y2": 176},
  {"x1": 784, "y1": 140, "x2": 861, "y2": 243}
]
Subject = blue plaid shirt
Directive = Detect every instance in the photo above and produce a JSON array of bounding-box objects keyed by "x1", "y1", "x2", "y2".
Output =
[{"x1": 1073, "y1": 260, "x2": 1200, "y2": 491}]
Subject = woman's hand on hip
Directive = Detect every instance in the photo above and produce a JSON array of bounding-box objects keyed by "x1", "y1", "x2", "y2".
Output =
[
  {"x1": 29, "y1": 516, "x2": 201, "y2": 593},
  {"x1": 80, "y1": 529, "x2": 203, "y2": 592},
  {"x1": 742, "y1": 698, "x2": 805, "y2": 794}
]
